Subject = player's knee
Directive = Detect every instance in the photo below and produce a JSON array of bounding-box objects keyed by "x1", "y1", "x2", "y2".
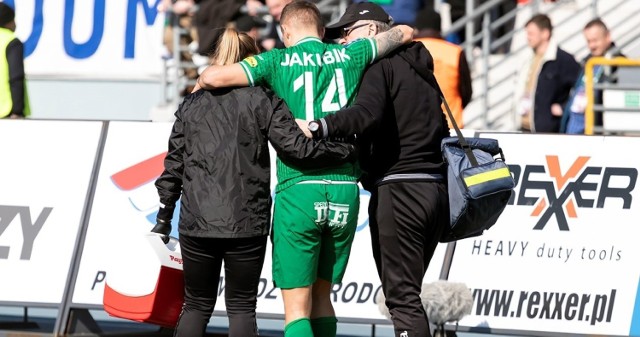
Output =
[
  {"x1": 312, "y1": 279, "x2": 333, "y2": 301},
  {"x1": 282, "y1": 286, "x2": 312, "y2": 308}
]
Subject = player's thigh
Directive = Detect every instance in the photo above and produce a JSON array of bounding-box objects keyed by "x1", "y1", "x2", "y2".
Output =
[
  {"x1": 272, "y1": 184, "x2": 325, "y2": 288},
  {"x1": 317, "y1": 183, "x2": 360, "y2": 283}
]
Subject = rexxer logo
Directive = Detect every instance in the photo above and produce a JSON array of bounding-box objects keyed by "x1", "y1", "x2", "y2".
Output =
[{"x1": 508, "y1": 155, "x2": 637, "y2": 230}]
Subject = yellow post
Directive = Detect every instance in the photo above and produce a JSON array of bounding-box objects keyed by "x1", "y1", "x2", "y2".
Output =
[{"x1": 584, "y1": 57, "x2": 640, "y2": 135}]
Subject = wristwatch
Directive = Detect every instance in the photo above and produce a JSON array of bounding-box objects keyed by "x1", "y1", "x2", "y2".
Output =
[{"x1": 308, "y1": 120, "x2": 322, "y2": 139}]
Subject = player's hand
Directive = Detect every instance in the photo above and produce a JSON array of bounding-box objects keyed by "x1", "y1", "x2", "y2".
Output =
[
  {"x1": 397, "y1": 24, "x2": 415, "y2": 43},
  {"x1": 261, "y1": 39, "x2": 276, "y2": 51},
  {"x1": 191, "y1": 81, "x2": 202, "y2": 93},
  {"x1": 151, "y1": 218, "x2": 172, "y2": 244},
  {"x1": 296, "y1": 119, "x2": 312, "y2": 138},
  {"x1": 551, "y1": 103, "x2": 563, "y2": 117},
  {"x1": 172, "y1": 0, "x2": 193, "y2": 15}
]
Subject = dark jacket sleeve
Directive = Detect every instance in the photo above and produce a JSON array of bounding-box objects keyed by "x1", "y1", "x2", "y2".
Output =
[
  {"x1": 6, "y1": 39, "x2": 25, "y2": 117},
  {"x1": 154, "y1": 100, "x2": 188, "y2": 217},
  {"x1": 322, "y1": 61, "x2": 389, "y2": 137},
  {"x1": 458, "y1": 51, "x2": 473, "y2": 108},
  {"x1": 262, "y1": 92, "x2": 356, "y2": 168},
  {"x1": 557, "y1": 50, "x2": 581, "y2": 106}
]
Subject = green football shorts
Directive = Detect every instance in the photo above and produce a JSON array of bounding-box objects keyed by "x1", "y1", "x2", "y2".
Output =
[{"x1": 272, "y1": 181, "x2": 360, "y2": 289}]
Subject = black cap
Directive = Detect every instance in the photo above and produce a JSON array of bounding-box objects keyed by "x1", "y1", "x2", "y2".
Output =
[
  {"x1": 325, "y1": 2, "x2": 393, "y2": 39},
  {"x1": 0, "y1": 2, "x2": 15, "y2": 27},
  {"x1": 415, "y1": 7, "x2": 441, "y2": 31},
  {"x1": 235, "y1": 14, "x2": 267, "y2": 32}
]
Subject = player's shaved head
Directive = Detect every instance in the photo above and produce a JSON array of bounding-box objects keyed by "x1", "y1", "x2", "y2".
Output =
[{"x1": 280, "y1": 1, "x2": 323, "y2": 36}]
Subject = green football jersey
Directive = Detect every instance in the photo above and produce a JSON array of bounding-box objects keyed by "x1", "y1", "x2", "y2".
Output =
[{"x1": 239, "y1": 37, "x2": 378, "y2": 191}]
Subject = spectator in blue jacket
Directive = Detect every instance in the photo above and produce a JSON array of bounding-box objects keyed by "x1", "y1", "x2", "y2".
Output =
[{"x1": 561, "y1": 18, "x2": 624, "y2": 134}]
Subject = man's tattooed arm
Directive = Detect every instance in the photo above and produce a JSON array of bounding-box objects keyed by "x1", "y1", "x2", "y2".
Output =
[{"x1": 374, "y1": 24, "x2": 414, "y2": 59}]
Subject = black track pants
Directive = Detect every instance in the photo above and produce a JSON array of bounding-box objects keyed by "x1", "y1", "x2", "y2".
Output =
[
  {"x1": 368, "y1": 181, "x2": 448, "y2": 337},
  {"x1": 174, "y1": 235, "x2": 267, "y2": 337}
]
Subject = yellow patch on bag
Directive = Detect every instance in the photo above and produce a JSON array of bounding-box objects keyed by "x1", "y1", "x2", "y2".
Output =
[{"x1": 463, "y1": 167, "x2": 512, "y2": 187}]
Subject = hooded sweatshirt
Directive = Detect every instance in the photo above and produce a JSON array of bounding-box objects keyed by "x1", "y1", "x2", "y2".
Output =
[{"x1": 319, "y1": 41, "x2": 450, "y2": 190}]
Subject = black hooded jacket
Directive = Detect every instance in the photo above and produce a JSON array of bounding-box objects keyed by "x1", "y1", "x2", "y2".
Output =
[
  {"x1": 318, "y1": 42, "x2": 450, "y2": 190},
  {"x1": 156, "y1": 87, "x2": 355, "y2": 238}
]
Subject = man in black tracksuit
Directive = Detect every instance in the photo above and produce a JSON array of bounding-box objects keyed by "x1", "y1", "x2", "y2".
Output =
[{"x1": 303, "y1": 3, "x2": 450, "y2": 336}]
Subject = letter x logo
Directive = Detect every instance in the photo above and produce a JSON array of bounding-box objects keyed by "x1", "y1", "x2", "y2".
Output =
[{"x1": 532, "y1": 156, "x2": 590, "y2": 230}]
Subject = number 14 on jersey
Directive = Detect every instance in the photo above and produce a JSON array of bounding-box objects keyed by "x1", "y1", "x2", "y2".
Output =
[{"x1": 293, "y1": 69, "x2": 348, "y2": 121}]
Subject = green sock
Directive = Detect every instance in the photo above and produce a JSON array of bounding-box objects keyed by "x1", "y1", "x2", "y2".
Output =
[
  {"x1": 311, "y1": 316, "x2": 337, "y2": 337},
  {"x1": 285, "y1": 318, "x2": 313, "y2": 337}
]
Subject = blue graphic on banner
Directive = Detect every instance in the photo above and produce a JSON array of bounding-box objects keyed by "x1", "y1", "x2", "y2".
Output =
[
  {"x1": 630, "y1": 278, "x2": 640, "y2": 336},
  {"x1": 125, "y1": 0, "x2": 162, "y2": 58},
  {"x1": 63, "y1": 0, "x2": 105, "y2": 59},
  {"x1": 24, "y1": 0, "x2": 43, "y2": 57},
  {"x1": 12, "y1": 0, "x2": 162, "y2": 59}
]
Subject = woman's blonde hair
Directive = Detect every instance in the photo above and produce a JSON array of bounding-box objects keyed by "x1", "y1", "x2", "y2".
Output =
[{"x1": 211, "y1": 27, "x2": 260, "y2": 66}]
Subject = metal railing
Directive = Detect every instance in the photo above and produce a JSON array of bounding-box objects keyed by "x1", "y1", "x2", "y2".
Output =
[
  {"x1": 442, "y1": 0, "x2": 640, "y2": 130},
  {"x1": 584, "y1": 56, "x2": 640, "y2": 135}
]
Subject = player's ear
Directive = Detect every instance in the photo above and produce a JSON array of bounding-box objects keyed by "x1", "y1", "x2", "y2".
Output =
[
  {"x1": 319, "y1": 27, "x2": 325, "y2": 39},
  {"x1": 283, "y1": 25, "x2": 292, "y2": 41},
  {"x1": 280, "y1": 25, "x2": 288, "y2": 44}
]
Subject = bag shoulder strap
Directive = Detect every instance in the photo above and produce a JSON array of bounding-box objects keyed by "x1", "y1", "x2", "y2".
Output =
[{"x1": 397, "y1": 51, "x2": 479, "y2": 166}]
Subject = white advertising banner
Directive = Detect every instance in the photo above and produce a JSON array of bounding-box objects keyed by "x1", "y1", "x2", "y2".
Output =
[
  {"x1": 72, "y1": 121, "x2": 447, "y2": 322},
  {"x1": 0, "y1": 120, "x2": 102, "y2": 304},
  {"x1": 10, "y1": 0, "x2": 165, "y2": 79},
  {"x1": 73, "y1": 121, "x2": 175, "y2": 304},
  {"x1": 447, "y1": 133, "x2": 640, "y2": 336}
]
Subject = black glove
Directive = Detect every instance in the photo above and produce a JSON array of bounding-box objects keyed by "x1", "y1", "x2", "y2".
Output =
[
  {"x1": 151, "y1": 218, "x2": 172, "y2": 244},
  {"x1": 347, "y1": 143, "x2": 360, "y2": 163}
]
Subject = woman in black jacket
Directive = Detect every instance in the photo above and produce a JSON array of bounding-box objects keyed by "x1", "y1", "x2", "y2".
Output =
[{"x1": 152, "y1": 28, "x2": 355, "y2": 337}]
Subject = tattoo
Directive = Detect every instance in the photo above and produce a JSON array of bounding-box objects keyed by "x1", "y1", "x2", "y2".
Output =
[{"x1": 375, "y1": 27, "x2": 404, "y2": 59}]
